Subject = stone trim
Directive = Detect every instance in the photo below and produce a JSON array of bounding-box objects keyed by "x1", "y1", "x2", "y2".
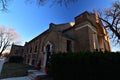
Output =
[{"x1": 75, "y1": 23, "x2": 97, "y2": 33}]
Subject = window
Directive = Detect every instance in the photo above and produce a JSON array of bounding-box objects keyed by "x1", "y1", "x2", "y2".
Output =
[
  {"x1": 30, "y1": 47, "x2": 32, "y2": 53},
  {"x1": 46, "y1": 45, "x2": 50, "y2": 52},
  {"x1": 35, "y1": 46, "x2": 37, "y2": 52},
  {"x1": 21, "y1": 49, "x2": 24, "y2": 53},
  {"x1": 67, "y1": 40, "x2": 72, "y2": 52},
  {"x1": 32, "y1": 59, "x2": 35, "y2": 65},
  {"x1": 27, "y1": 59, "x2": 29, "y2": 64},
  {"x1": 93, "y1": 33, "x2": 96, "y2": 50},
  {"x1": 24, "y1": 55, "x2": 26, "y2": 61}
]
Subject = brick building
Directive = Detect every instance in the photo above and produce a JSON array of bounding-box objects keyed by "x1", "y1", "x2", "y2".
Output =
[{"x1": 10, "y1": 11, "x2": 111, "y2": 71}]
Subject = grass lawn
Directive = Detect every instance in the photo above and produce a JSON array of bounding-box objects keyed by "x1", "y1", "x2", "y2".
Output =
[{"x1": 0, "y1": 62, "x2": 34, "y2": 79}]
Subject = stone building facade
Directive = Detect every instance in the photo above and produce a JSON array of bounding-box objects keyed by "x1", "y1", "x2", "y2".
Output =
[
  {"x1": 10, "y1": 44, "x2": 24, "y2": 56},
  {"x1": 10, "y1": 11, "x2": 111, "y2": 71}
]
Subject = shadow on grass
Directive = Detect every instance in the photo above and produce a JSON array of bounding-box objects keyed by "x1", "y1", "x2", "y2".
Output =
[{"x1": 0, "y1": 62, "x2": 34, "y2": 79}]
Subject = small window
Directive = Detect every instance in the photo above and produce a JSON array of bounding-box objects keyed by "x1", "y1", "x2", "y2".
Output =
[{"x1": 67, "y1": 40, "x2": 72, "y2": 52}]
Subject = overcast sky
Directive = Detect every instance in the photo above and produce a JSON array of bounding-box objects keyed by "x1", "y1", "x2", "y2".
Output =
[{"x1": 0, "y1": 0, "x2": 119, "y2": 52}]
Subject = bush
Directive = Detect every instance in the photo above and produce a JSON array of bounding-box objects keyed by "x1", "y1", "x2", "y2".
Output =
[
  {"x1": 9, "y1": 56, "x2": 23, "y2": 63},
  {"x1": 48, "y1": 52, "x2": 120, "y2": 80}
]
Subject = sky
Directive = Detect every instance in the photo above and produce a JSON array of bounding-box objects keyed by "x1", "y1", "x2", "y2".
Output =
[{"x1": 0, "y1": 0, "x2": 119, "y2": 52}]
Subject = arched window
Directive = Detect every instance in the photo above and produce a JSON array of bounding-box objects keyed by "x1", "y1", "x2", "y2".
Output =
[
  {"x1": 27, "y1": 58, "x2": 29, "y2": 64},
  {"x1": 43, "y1": 41, "x2": 53, "y2": 68},
  {"x1": 46, "y1": 44, "x2": 50, "y2": 53}
]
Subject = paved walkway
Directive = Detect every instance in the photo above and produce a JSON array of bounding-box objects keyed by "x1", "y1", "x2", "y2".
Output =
[
  {"x1": 1, "y1": 76, "x2": 31, "y2": 80},
  {"x1": 1, "y1": 70, "x2": 49, "y2": 80}
]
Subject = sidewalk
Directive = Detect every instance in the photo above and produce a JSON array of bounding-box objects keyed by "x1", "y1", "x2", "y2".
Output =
[
  {"x1": 1, "y1": 76, "x2": 31, "y2": 80},
  {"x1": 1, "y1": 70, "x2": 49, "y2": 80}
]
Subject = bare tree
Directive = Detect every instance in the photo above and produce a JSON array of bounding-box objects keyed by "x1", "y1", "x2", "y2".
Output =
[
  {"x1": 0, "y1": 0, "x2": 10, "y2": 11},
  {"x1": 0, "y1": 0, "x2": 77, "y2": 11},
  {"x1": 26, "y1": 0, "x2": 78, "y2": 6},
  {"x1": 0, "y1": 26, "x2": 20, "y2": 56},
  {"x1": 95, "y1": 1, "x2": 120, "y2": 45}
]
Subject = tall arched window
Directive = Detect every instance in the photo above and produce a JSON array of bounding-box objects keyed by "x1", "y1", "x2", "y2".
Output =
[
  {"x1": 35, "y1": 46, "x2": 37, "y2": 52},
  {"x1": 67, "y1": 40, "x2": 72, "y2": 52}
]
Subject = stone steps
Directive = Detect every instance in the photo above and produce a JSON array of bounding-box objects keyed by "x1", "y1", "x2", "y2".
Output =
[
  {"x1": 28, "y1": 69, "x2": 48, "y2": 80},
  {"x1": 28, "y1": 73, "x2": 37, "y2": 80}
]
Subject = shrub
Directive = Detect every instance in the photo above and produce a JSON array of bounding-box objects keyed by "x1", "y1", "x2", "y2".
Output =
[
  {"x1": 48, "y1": 52, "x2": 120, "y2": 80},
  {"x1": 9, "y1": 56, "x2": 23, "y2": 63}
]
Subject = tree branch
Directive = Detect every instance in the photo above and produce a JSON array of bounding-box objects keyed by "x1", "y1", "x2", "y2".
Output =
[{"x1": 100, "y1": 17, "x2": 120, "y2": 40}]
